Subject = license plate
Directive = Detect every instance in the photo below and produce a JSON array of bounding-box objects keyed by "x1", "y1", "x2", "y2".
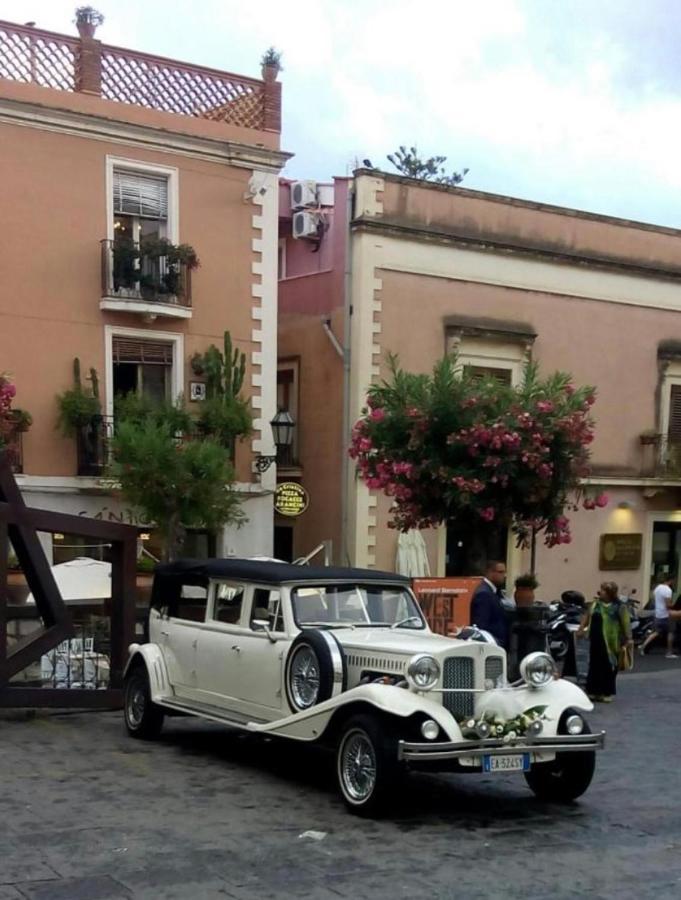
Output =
[{"x1": 483, "y1": 753, "x2": 530, "y2": 773}]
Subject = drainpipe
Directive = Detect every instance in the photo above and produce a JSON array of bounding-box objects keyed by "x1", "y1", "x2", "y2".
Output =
[
  {"x1": 340, "y1": 181, "x2": 354, "y2": 565},
  {"x1": 322, "y1": 318, "x2": 344, "y2": 358}
]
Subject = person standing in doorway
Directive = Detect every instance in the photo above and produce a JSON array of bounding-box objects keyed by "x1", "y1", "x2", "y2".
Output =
[
  {"x1": 578, "y1": 581, "x2": 632, "y2": 703},
  {"x1": 639, "y1": 576, "x2": 678, "y2": 659},
  {"x1": 470, "y1": 560, "x2": 509, "y2": 649}
]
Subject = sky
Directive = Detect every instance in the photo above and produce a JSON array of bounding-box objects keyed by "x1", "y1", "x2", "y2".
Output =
[{"x1": 3, "y1": 0, "x2": 681, "y2": 227}]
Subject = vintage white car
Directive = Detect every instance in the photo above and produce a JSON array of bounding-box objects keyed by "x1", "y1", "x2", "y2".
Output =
[{"x1": 123, "y1": 559, "x2": 604, "y2": 816}]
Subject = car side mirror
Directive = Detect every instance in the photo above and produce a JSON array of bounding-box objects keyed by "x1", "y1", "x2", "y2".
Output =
[{"x1": 252, "y1": 618, "x2": 277, "y2": 643}]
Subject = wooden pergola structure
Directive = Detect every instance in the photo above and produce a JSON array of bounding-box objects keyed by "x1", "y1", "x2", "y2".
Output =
[{"x1": 0, "y1": 452, "x2": 137, "y2": 708}]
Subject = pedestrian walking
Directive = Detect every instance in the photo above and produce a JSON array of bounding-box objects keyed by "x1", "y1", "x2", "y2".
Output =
[
  {"x1": 639, "y1": 576, "x2": 678, "y2": 659},
  {"x1": 577, "y1": 581, "x2": 632, "y2": 703}
]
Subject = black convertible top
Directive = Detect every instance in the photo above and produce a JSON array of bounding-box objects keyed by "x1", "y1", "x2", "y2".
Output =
[
  {"x1": 150, "y1": 558, "x2": 409, "y2": 611},
  {"x1": 154, "y1": 557, "x2": 409, "y2": 586}
]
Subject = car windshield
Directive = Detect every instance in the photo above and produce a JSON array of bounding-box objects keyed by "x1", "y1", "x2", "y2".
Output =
[{"x1": 291, "y1": 584, "x2": 425, "y2": 629}]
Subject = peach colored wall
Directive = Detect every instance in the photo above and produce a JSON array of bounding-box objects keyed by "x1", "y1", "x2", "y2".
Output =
[
  {"x1": 278, "y1": 309, "x2": 344, "y2": 561},
  {"x1": 1, "y1": 79, "x2": 280, "y2": 150},
  {"x1": 378, "y1": 174, "x2": 681, "y2": 273},
  {"x1": 0, "y1": 120, "x2": 257, "y2": 482},
  {"x1": 377, "y1": 271, "x2": 681, "y2": 473}
]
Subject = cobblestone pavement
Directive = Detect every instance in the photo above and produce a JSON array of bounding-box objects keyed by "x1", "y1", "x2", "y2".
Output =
[{"x1": 1, "y1": 654, "x2": 680, "y2": 900}]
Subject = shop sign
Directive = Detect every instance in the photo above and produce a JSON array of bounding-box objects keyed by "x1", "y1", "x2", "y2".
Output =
[
  {"x1": 599, "y1": 533, "x2": 642, "y2": 570},
  {"x1": 275, "y1": 482, "x2": 309, "y2": 517}
]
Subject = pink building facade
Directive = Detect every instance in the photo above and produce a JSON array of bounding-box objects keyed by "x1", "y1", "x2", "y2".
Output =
[
  {"x1": 279, "y1": 170, "x2": 681, "y2": 602},
  {"x1": 0, "y1": 17, "x2": 288, "y2": 562}
]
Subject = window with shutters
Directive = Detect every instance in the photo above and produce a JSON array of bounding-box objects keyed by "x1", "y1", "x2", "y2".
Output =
[
  {"x1": 668, "y1": 385, "x2": 681, "y2": 445},
  {"x1": 112, "y1": 336, "x2": 173, "y2": 405},
  {"x1": 277, "y1": 361, "x2": 299, "y2": 465},
  {"x1": 113, "y1": 169, "x2": 169, "y2": 248},
  {"x1": 464, "y1": 365, "x2": 513, "y2": 386}
]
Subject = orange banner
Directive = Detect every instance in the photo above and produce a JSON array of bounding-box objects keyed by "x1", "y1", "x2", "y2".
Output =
[{"x1": 412, "y1": 577, "x2": 482, "y2": 636}]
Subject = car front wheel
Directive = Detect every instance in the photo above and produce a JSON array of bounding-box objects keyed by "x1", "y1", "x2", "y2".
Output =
[
  {"x1": 124, "y1": 665, "x2": 164, "y2": 740},
  {"x1": 524, "y1": 709, "x2": 596, "y2": 802},
  {"x1": 336, "y1": 714, "x2": 402, "y2": 817}
]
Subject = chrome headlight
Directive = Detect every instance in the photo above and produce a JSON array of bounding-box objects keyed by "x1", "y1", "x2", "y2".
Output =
[
  {"x1": 406, "y1": 654, "x2": 440, "y2": 691},
  {"x1": 519, "y1": 652, "x2": 557, "y2": 688},
  {"x1": 565, "y1": 714, "x2": 584, "y2": 735}
]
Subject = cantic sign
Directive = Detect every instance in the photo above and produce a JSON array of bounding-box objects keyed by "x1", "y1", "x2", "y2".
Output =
[{"x1": 274, "y1": 482, "x2": 309, "y2": 517}]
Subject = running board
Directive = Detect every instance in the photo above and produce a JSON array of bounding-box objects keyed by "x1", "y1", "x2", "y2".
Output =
[{"x1": 157, "y1": 697, "x2": 267, "y2": 730}]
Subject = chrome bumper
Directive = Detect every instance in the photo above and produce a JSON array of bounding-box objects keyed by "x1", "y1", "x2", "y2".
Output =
[{"x1": 398, "y1": 731, "x2": 605, "y2": 762}]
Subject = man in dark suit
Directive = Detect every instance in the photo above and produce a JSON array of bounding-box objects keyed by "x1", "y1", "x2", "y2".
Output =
[{"x1": 470, "y1": 559, "x2": 509, "y2": 649}]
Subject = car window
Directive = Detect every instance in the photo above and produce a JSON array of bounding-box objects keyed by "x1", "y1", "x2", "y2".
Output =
[
  {"x1": 171, "y1": 584, "x2": 208, "y2": 622},
  {"x1": 213, "y1": 583, "x2": 245, "y2": 625},
  {"x1": 250, "y1": 588, "x2": 284, "y2": 633}
]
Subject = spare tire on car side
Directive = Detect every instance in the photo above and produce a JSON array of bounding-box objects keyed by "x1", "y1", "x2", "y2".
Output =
[{"x1": 285, "y1": 629, "x2": 347, "y2": 713}]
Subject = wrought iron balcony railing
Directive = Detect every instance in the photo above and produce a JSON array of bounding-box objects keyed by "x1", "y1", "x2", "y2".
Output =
[
  {"x1": 101, "y1": 239, "x2": 192, "y2": 308},
  {"x1": 76, "y1": 416, "x2": 114, "y2": 477},
  {"x1": 640, "y1": 434, "x2": 681, "y2": 479}
]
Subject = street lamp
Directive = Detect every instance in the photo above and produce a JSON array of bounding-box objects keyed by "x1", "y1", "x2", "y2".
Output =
[{"x1": 255, "y1": 409, "x2": 295, "y2": 473}]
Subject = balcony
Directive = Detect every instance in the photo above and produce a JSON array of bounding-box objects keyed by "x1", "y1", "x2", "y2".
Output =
[
  {"x1": 640, "y1": 434, "x2": 681, "y2": 480},
  {"x1": 100, "y1": 239, "x2": 193, "y2": 319},
  {"x1": 0, "y1": 19, "x2": 280, "y2": 133},
  {"x1": 76, "y1": 416, "x2": 114, "y2": 477}
]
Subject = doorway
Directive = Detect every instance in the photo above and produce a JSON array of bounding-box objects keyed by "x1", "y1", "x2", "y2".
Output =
[
  {"x1": 273, "y1": 525, "x2": 294, "y2": 563},
  {"x1": 650, "y1": 522, "x2": 681, "y2": 595},
  {"x1": 446, "y1": 519, "x2": 507, "y2": 576}
]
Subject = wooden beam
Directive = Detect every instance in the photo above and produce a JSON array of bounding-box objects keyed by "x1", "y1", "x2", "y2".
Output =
[
  {"x1": 0, "y1": 687, "x2": 123, "y2": 709},
  {"x1": 0, "y1": 518, "x2": 7, "y2": 669}
]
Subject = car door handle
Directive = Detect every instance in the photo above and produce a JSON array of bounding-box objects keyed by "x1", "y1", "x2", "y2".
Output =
[
  {"x1": 231, "y1": 645, "x2": 241, "y2": 653},
  {"x1": 160, "y1": 629, "x2": 169, "y2": 636}
]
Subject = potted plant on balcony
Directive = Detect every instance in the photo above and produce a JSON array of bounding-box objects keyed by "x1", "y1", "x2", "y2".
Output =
[
  {"x1": 56, "y1": 359, "x2": 101, "y2": 436},
  {"x1": 138, "y1": 237, "x2": 200, "y2": 300},
  {"x1": 260, "y1": 47, "x2": 283, "y2": 80},
  {"x1": 514, "y1": 572, "x2": 539, "y2": 607},
  {"x1": 639, "y1": 429, "x2": 660, "y2": 446},
  {"x1": 74, "y1": 6, "x2": 105, "y2": 38},
  {"x1": 8, "y1": 408, "x2": 33, "y2": 433}
]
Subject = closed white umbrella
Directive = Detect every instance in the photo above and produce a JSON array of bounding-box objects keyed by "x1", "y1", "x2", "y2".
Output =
[{"x1": 396, "y1": 530, "x2": 431, "y2": 577}]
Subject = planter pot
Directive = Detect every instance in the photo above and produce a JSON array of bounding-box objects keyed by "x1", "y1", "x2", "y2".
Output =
[
  {"x1": 76, "y1": 21, "x2": 97, "y2": 38},
  {"x1": 514, "y1": 587, "x2": 536, "y2": 607},
  {"x1": 261, "y1": 63, "x2": 280, "y2": 81}
]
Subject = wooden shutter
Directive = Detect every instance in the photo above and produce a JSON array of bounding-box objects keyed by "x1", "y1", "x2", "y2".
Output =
[
  {"x1": 668, "y1": 385, "x2": 681, "y2": 443},
  {"x1": 112, "y1": 338, "x2": 173, "y2": 366},
  {"x1": 113, "y1": 170, "x2": 168, "y2": 219},
  {"x1": 465, "y1": 365, "x2": 512, "y2": 385}
]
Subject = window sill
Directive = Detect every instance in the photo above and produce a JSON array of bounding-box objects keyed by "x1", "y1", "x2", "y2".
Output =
[{"x1": 100, "y1": 296, "x2": 192, "y2": 320}]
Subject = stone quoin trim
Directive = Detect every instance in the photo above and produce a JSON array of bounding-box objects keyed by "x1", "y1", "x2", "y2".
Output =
[{"x1": 249, "y1": 171, "x2": 279, "y2": 491}]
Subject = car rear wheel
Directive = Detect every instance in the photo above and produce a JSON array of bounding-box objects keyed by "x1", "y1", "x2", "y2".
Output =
[
  {"x1": 336, "y1": 714, "x2": 402, "y2": 817},
  {"x1": 524, "y1": 709, "x2": 596, "y2": 802},
  {"x1": 124, "y1": 665, "x2": 164, "y2": 740}
]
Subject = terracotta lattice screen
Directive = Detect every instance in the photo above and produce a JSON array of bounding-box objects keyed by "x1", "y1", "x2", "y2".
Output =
[
  {"x1": 0, "y1": 22, "x2": 78, "y2": 91},
  {"x1": 0, "y1": 20, "x2": 271, "y2": 130}
]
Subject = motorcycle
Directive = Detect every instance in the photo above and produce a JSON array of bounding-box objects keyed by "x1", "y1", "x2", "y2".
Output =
[
  {"x1": 624, "y1": 591, "x2": 655, "y2": 646},
  {"x1": 547, "y1": 590, "x2": 585, "y2": 664}
]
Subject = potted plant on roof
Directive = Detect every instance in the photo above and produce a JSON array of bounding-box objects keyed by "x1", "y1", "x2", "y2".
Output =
[
  {"x1": 514, "y1": 573, "x2": 539, "y2": 608},
  {"x1": 260, "y1": 47, "x2": 283, "y2": 81},
  {"x1": 74, "y1": 6, "x2": 105, "y2": 39}
]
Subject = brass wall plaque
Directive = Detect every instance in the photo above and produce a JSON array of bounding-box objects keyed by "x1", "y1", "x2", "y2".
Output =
[{"x1": 599, "y1": 533, "x2": 642, "y2": 570}]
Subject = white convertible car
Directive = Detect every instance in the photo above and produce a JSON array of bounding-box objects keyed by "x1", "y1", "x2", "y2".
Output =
[{"x1": 123, "y1": 559, "x2": 604, "y2": 815}]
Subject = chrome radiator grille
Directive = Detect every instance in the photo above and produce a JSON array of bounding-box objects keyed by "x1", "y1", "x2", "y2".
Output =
[
  {"x1": 485, "y1": 655, "x2": 504, "y2": 685},
  {"x1": 442, "y1": 657, "x2": 474, "y2": 720}
]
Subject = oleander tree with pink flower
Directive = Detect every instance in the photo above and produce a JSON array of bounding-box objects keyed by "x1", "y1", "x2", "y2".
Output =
[{"x1": 349, "y1": 354, "x2": 607, "y2": 551}]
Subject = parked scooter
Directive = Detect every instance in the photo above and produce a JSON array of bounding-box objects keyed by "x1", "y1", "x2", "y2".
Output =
[
  {"x1": 624, "y1": 590, "x2": 655, "y2": 646},
  {"x1": 547, "y1": 590, "x2": 586, "y2": 664}
]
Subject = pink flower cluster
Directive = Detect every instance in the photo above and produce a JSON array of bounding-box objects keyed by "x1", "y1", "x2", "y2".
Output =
[{"x1": 0, "y1": 375, "x2": 16, "y2": 417}]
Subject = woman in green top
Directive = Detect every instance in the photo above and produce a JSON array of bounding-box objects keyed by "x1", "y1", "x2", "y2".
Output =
[{"x1": 577, "y1": 581, "x2": 632, "y2": 702}]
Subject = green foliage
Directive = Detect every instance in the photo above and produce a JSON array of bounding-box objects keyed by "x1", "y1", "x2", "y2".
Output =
[
  {"x1": 387, "y1": 145, "x2": 469, "y2": 186},
  {"x1": 114, "y1": 392, "x2": 192, "y2": 434},
  {"x1": 260, "y1": 46, "x2": 283, "y2": 70},
  {"x1": 193, "y1": 331, "x2": 252, "y2": 449},
  {"x1": 110, "y1": 404, "x2": 245, "y2": 561},
  {"x1": 56, "y1": 358, "x2": 101, "y2": 436},
  {"x1": 350, "y1": 354, "x2": 598, "y2": 548}
]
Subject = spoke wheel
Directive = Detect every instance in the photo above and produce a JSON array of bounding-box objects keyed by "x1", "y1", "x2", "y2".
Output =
[
  {"x1": 124, "y1": 666, "x2": 164, "y2": 740},
  {"x1": 336, "y1": 714, "x2": 402, "y2": 817},
  {"x1": 340, "y1": 729, "x2": 377, "y2": 803},
  {"x1": 289, "y1": 645, "x2": 321, "y2": 709}
]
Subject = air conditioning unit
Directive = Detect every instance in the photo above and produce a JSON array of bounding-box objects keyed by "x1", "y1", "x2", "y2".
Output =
[
  {"x1": 292, "y1": 211, "x2": 320, "y2": 240},
  {"x1": 290, "y1": 180, "x2": 318, "y2": 210}
]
